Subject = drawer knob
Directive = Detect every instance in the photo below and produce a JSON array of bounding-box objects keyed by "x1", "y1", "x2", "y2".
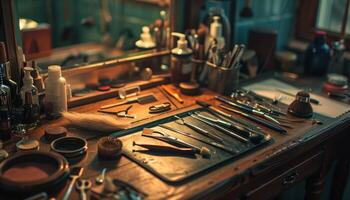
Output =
[{"x1": 283, "y1": 171, "x2": 299, "y2": 185}]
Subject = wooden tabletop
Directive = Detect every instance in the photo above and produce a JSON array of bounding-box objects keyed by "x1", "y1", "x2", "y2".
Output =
[{"x1": 2, "y1": 82, "x2": 350, "y2": 200}]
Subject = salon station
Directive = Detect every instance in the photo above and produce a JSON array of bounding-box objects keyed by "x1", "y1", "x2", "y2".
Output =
[{"x1": 0, "y1": 0, "x2": 350, "y2": 199}]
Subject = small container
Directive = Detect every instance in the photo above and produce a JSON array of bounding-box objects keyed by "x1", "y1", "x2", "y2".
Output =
[
  {"x1": 45, "y1": 65, "x2": 67, "y2": 116},
  {"x1": 118, "y1": 86, "x2": 140, "y2": 99},
  {"x1": 304, "y1": 31, "x2": 331, "y2": 76},
  {"x1": 51, "y1": 136, "x2": 87, "y2": 158},
  {"x1": 20, "y1": 67, "x2": 39, "y2": 106},
  {"x1": 31, "y1": 61, "x2": 45, "y2": 94},
  {"x1": 207, "y1": 61, "x2": 240, "y2": 95}
]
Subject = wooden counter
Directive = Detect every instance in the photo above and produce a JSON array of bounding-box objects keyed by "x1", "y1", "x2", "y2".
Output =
[{"x1": 1, "y1": 80, "x2": 350, "y2": 200}]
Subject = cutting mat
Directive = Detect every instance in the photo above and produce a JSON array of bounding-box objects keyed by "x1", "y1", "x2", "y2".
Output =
[{"x1": 118, "y1": 108, "x2": 272, "y2": 183}]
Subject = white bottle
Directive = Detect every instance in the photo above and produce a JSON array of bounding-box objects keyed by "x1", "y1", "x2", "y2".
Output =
[
  {"x1": 45, "y1": 65, "x2": 67, "y2": 115},
  {"x1": 20, "y1": 67, "x2": 39, "y2": 106},
  {"x1": 206, "y1": 16, "x2": 225, "y2": 52}
]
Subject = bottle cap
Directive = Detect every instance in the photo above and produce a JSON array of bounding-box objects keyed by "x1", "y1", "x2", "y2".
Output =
[
  {"x1": 315, "y1": 30, "x2": 326, "y2": 37},
  {"x1": 210, "y1": 16, "x2": 223, "y2": 38},
  {"x1": 48, "y1": 65, "x2": 62, "y2": 79},
  {"x1": 23, "y1": 67, "x2": 34, "y2": 87},
  {"x1": 171, "y1": 32, "x2": 193, "y2": 55}
]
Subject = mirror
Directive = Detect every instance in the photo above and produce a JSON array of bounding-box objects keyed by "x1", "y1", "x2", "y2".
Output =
[{"x1": 15, "y1": 0, "x2": 171, "y2": 72}]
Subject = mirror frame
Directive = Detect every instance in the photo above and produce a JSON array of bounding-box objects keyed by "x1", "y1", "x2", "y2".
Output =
[
  {"x1": 1, "y1": 0, "x2": 176, "y2": 82},
  {"x1": 0, "y1": 0, "x2": 21, "y2": 83}
]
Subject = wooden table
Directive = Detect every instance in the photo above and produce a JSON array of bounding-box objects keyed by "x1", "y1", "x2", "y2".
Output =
[{"x1": 2, "y1": 79, "x2": 350, "y2": 200}]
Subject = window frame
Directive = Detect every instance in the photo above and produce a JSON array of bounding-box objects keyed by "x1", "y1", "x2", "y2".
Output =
[{"x1": 295, "y1": 0, "x2": 350, "y2": 48}]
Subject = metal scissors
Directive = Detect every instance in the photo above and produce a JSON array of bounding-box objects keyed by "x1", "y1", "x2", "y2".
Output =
[
  {"x1": 98, "y1": 105, "x2": 136, "y2": 118},
  {"x1": 75, "y1": 179, "x2": 92, "y2": 200}
]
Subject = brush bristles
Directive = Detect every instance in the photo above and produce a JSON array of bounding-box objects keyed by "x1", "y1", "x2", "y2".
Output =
[{"x1": 62, "y1": 112, "x2": 130, "y2": 132}]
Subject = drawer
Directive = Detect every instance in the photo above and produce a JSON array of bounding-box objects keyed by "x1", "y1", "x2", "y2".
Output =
[{"x1": 245, "y1": 151, "x2": 323, "y2": 200}]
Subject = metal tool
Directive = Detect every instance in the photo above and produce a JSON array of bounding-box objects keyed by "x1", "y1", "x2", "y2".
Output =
[
  {"x1": 98, "y1": 105, "x2": 135, "y2": 118},
  {"x1": 95, "y1": 168, "x2": 107, "y2": 184},
  {"x1": 159, "y1": 124, "x2": 236, "y2": 154},
  {"x1": 193, "y1": 112, "x2": 266, "y2": 144},
  {"x1": 161, "y1": 85, "x2": 184, "y2": 104},
  {"x1": 276, "y1": 89, "x2": 320, "y2": 105},
  {"x1": 149, "y1": 102, "x2": 171, "y2": 113},
  {"x1": 142, "y1": 128, "x2": 201, "y2": 151},
  {"x1": 132, "y1": 141, "x2": 198, "y2": 155},
  {"x1": 100, "y1": 93, "x2": 157, "y2": 109},
  {"x1": 174, "y1": 116, "x2": 224, "y2": 143},
  {"x1": 76, "y1": 179, "x2": 92, "y2": 200},
  {"x1": 62, "y1": 167, "x2": 84, "y2": 200},
  {"x1": 196, "y1": 100, "x2": 263, "y2": 132},
  {"x1": 141, "y1": 128, "x2": 210, "y2": 157},
  {"x1": 190, "y1": 113, "x2": 249, "y2": 143},
  {"x1": 219, "y1": 104, "x2": 287, "y2": 134},
  {"x1": 216, "y1": 96, "x2": 281, "y2": 125}
]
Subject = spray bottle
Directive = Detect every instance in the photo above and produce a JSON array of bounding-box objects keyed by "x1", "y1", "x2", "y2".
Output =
[{"x1": 170, "y1": 32, "x2": 193, "y2": 85}]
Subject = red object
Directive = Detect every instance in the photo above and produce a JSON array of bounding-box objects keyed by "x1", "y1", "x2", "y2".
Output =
[
  {"x1": 98, "y1": 85, "x2": 111, "y2": 91},
  {"x1": 315, "y1": 31, "x2": 327, "y2": 38},
  {"x1": 21, "y1": 24, "x2": 51, "y2": 59},
  {"x1": 323, "y1": 82, "x2": 348, "y2": 94}
]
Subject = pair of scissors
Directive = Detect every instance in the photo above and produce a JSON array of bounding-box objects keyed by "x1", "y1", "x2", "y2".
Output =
[
  {"x1": 98, "y1": 105, "x2": 136, "y2": 118},
  {"x1": 76, "y1": 179, "x2": 92, "y2": 200}
]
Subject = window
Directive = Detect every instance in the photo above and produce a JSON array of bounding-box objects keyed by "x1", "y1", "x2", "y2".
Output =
[{"x1": 316, "y1": 0, "x2": 349, "y2": 34}]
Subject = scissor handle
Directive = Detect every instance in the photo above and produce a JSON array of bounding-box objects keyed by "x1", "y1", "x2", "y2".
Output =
[{"x1": 76, "y1": 179, "x2": 92, "y2": 190}]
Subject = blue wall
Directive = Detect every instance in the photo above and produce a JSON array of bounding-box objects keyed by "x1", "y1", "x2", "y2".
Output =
[{"x1": 234, "y1": 0, "x2": 297, "y2": 50}]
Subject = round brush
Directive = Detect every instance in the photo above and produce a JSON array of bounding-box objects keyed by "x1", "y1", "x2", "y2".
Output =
[{"x1": 287, "y1": 91, "x2": 313, "y2": 118}]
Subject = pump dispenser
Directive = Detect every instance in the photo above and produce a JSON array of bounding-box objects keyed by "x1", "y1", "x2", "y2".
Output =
[
  {"x1": 20, "y1": 67, "x2": 39, "y2": 106},
  {"x1": 170, "y1": 32, "x2": 193, "y2": 85},
  {"x1": 206, "y1": 16, "x2": 225, "y2": 52},
  {"x1": 135, "y1": 26, "x2": 156, "y2": 50}
]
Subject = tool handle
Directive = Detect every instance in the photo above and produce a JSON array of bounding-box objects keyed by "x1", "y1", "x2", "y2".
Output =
[
  {"x1": 100, "y1": 100, "x2": 128, "y2": 109},
  {"x1": 310, "y1": 98, "x2": 319, "y2": 105},
  {"x1": 62, "y1": 177, "x2": 77, "y2": 200},
  {"x1": 185, "y1": 122, "x2": 223, "y2": 143},
  {"x1": 209, "y1": 121, "x2": 249, "y2": 143},
  {"x1": 80, "y1": 190, "x2": 87, "y2": 200},
  {"x1": 245, "y1": 114, "x2": 286, "y2": 134},
  {"x1": 216, "y1": 96, "x2": 252, "y2": 113},
  {"x1": 173, "y1": 94, "x2": 184, "y2": 103}
]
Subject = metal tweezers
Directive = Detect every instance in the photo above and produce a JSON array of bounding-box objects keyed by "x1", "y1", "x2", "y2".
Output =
[{"x1": 98, "y1": 105, "x2": 136, "y2": 118}]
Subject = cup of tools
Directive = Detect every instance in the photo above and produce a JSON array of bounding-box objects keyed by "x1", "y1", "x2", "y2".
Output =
[{"x1": 207, "y1": 61, "x2": 240, "y2": 95}]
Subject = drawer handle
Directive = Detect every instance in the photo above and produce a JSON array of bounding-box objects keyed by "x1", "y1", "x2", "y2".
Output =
[{"x1": 283, "y1": 172, "x2": 299, "y2": 185}]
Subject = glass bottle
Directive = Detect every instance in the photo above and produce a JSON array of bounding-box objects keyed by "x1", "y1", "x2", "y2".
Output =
[{"x1": 304, "y1": 31, "x2": 331, "y2": 76}]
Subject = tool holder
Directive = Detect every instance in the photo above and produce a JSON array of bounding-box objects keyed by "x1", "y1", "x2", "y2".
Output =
[{"x1": 207, "y1": 61, "x2": 240, "y2": 95}]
